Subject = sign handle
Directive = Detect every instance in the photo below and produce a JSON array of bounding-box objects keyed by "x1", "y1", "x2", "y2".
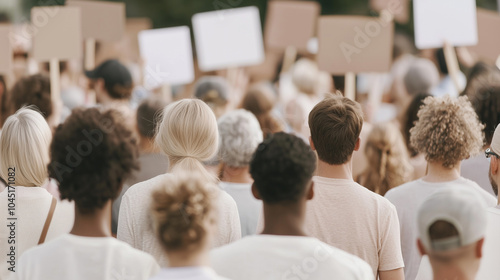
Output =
[
  {"x1": 443, "y1": 42, "x2": 463, "y2": 93},
  {"x1": 281, "y1": 46, "x2": 297, "y2": 74},
  {"x1": 496, "y1": 55, "x2": 500, "y2": 70},
  {"x1": 85, "y1": 38, "x2": 96, "y2": 71},
  {"x1": 50, "y1": 58, "x2": 61, "y2": 102},
  {"x1": 344, "y1": 72, "x2": 356, "y2": 100}
]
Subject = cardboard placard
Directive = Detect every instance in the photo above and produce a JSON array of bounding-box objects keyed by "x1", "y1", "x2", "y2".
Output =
[
  {"x1": 67, "y1": 0, "x2": 125, "y2": 42},
  {"x1": 370, "y1": 0, "x2": 409, "y2": 23},
  {"x1": 468, "y1": 9, "x2": 500, "y2": 63},
  {"x1": 139, "y1": 26, "x2": 194, "y2": 88},
  {"x1": 192, "y1": 6, "x2": 265, "y2": 72},
  {"x1": 0, "y1": 24, "x2": 13, "y2": 74},
  {"x1": 264, "y1": 1, "x2": 320, "y2": 52},
  {"x1": 317, "y1": 16, "x2": 394, "y2": 75},
  {"x1": 414, "y1": 0, "x2": 477, "y2": 49},
  {"x1": 31, "y1": 6, "x2": 82, "y2": 61}
]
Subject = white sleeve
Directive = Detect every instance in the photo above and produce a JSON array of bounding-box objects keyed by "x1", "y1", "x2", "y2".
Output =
[{"x1": 117, "y1": 192, "x2": 136, "y2": 248}]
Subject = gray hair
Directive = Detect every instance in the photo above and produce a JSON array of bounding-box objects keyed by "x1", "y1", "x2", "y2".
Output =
[
  {"x1": 404, "y1": 58, "x2": 439, "y2": 95},
  {"x1": 218, "y1": 109, "x2": 263, "y2": 167}
]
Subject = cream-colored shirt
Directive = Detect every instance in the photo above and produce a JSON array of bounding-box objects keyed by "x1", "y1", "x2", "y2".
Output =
[
  {"x1": 304, "y1": 176, "x2": 404, "y2": 277},
  {"x1": 117, "y1": 174, "x2": 241, "y2": 265},
  {"x1": 0, "y1": 186, "x2": 74, "y2": 279}
]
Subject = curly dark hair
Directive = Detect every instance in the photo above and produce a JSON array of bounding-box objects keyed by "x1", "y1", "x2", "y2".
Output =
[
  {"x1": 469, "y1": 85, "x2": 500, "y2": 145},
  {"x1": 249, "y1": 132, "x2": 316, "y2": 203},
  {"x1": 48, "y1": 108, "x2": 139, "y2": 213},
  {"x1": 2, "y1": 74, "x2": 52, "y2": 125}
]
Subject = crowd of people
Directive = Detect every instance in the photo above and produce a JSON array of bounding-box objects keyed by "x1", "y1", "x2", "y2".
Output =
[{"x1": 0, "y1": 12, "x2": 499, "y2": 280}]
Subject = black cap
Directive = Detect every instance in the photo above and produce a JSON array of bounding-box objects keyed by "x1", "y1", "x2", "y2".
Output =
[{"x1": 85, "y1": 59, "x2": 133, "y2": 98}]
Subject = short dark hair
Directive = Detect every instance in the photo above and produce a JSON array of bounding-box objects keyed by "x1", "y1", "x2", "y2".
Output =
[
  {"x1": 469, "y1": 86, "x2": 500, "y2": 145},
  {"x1": 403, "y1": 92, "x2": 431, "y2": 157},
  {"x1": 136, "y1": 98, "x2": 167, "y2": 139},
  {"x1": 309, "y1": 94, "x2": 363, "y2": 165},
  {"x1": 6, "y1": 74, "x2": 52, "y2": 124},
  {"x1": 249, "y1": 132, "x2": 316, "y2": 203},
  {"x1": 48, "y1": 108, "x2": 139, "y2": 213}
]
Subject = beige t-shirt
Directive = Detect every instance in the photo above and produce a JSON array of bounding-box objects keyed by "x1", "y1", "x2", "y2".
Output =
[
  {"x1": 117, "y1": 174, "x2": 241, "y2": 266},
  {"x1": 304, "y1": 176, "x2": 404, "y2": 277},
  {"x1": 0, "y1": 187, "x2": 74, "y2": 280}
]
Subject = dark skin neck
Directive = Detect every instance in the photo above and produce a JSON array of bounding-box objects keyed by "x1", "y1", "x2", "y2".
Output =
[
  {"x1": 261, "y1": 200, "x2": 308, "y2": 237},
  {"x1": 70, "y1": 200, "x2": 112, "y2": 237}
]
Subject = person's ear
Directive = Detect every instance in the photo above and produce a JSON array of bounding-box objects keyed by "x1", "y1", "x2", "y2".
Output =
[
  {"x1": 417, "y1": 239, "x2": 427, "y2": 256},
  {"x1": 251, "y1": 184, "x2": 262, "y2": 200},
  {"x1": 354, "y1": 137, "x2": 361, "y2": 151},
  {"x1": 309, "y1": 137, "x2": 316, "y2": 151},
  {"x1": 306, "y1": 181, "x2": 315, "y2": 200},
  {"x1": 491, "y1": 156, "x2": 499, "y2": 175},
  {"x1": 476, "y1": 238, "x2": 485, "y2": 258}
]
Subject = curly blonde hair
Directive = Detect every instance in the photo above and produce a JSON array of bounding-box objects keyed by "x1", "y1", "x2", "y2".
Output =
[
  {"x1": 410, "y1": 96, "x2": 484, "y2": 168},
  {"x1": 359, "y1": 123, "x2": 413, "y2": 196},
  {"x1": 151, "y1": 172, "x2": 218, "y2": 252}
]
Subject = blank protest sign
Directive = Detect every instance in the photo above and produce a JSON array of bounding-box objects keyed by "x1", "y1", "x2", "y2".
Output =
[
  {"x1": 0, "y1": 24, "x2": 12, "y2": 74},
  {"x1": 192, "y1": 6, "x2": 265, "y2": 72},
  {"x1": 468, "y1": 9, "x2": 500, "y2": 63},
  {"x1": 32, "y1": 6, "x2": 82, "y2": 61},
  {"x1": 264, "y1": 0, "x2": 320, "y2": 52},
  {"x1": 67, "y1": 0, "x2": 125, "y2": 42},
  {"x1": 414, "y1": 0, "x2": 477, "y2": 49},
  {"x1": 139, "y1": 26, "x2": 194, "y2": 89},
  {"x1": 317, "y1": 16, "x2": 394, "y2": 75}
]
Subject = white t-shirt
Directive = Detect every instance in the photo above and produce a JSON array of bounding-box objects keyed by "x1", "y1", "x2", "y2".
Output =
[
  {"x1": 461, "y1": 153, "x2": 496, "y2": 196},
  {"x1": 385, "y1": 177, "x2": 496, "y2": 280},
  {"x1": 13, "y1": 234, "x2": 159, "y2": 280},
  {"x1": 219, "y1": 182, "x2": 261, "y2": 237},
  {"x1": 416, "y1": 206, "x2": 500, "y2": 280},
  {"x1": 303, "y1": 176, "x2": 404, "y2": 276},
  {"x1": 0, "y1": 186, "x2": 74, "y2": 280},
  {"x1": 210, "y1": 235, "x2": 374, "y2": 280},
  {"x1": 117, "y1": 174, "x2": 241, "y2": 266},
  {"x1": 150, "y1": 267, "x2": 229, "y2": 280}
]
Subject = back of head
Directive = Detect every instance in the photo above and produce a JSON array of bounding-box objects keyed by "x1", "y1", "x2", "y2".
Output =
[
  {"x1": 404, "y1": 58, "x2": 439, "y2": 95},
  {"x1": 155, "y1": 99, "x2": 219, "y2": 181},
  {"x1": 241, "y1": 82, "x2": 283, "y2": 137},
  {"x1": 151, "y1": 172, "x2": 218, "y2": 253},
  {"x1": 403, "y1": 92, "x2": 432, "y2": 157},
  {"x1": 462, "y1": 62, "x2": 500, "y2": 100},
  {"x1": 363, "y1": 123, "x2": 412, "y2": 195},
  {"x1": 0, "y1": 107, "x2": 51, "y2": 187},
  {"x1": 194, "y1": 76, "x2": 229, "y2": 118},
  {"x1": 250, "y1": 132, "x2": 316, "y2": 203},
  {"x1": 410, "y1": 96, "x2": 484, "y2": 168},
  {"x1": 218, "y1": 109, "x2": 263, "y2": 168},
  {"x1": 6, "y1": 74, "x2": 52, "y2": 123},
  {"x1": 48, "y1": 108, "x2": 139, "y2": 214},
  {"x1": 85, "y1": 59, "x2": 133, "y2": 100},
  {"x1": 291, "y1": 58, "x2": 319, "y2": 95},
  {"x1": 309, "y1": 94, "x2": 364, "y2": 165},
  {"x1": 136, "y1": 97, "x2": 168, "y2": 139},
  {"x1": 417, "y1": 186, "x2": 487, "y2": 262},
  {"x1": 469, "y1": 85, "x2": 500, "y2": 145}
]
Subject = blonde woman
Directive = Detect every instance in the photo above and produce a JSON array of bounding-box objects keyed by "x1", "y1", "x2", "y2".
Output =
[
  {"x1": 117, "y1": 99, "x2": 241, "y2": 266},
  {"x1": 357, "y1": 123, "x2": 413, "y2": 196},
  {"x1": 0, "y1": 107, "x2": 74, "y2": 280},
  {"x1": 149, "y1": 173, "x2": 229, "y2": 280}
]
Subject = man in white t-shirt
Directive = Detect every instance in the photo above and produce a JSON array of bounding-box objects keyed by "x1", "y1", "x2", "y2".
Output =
[
  {"x1": 415, "y1": 186, "x2": 487, "y2": 280},
  {"x1": 303, "y1": 94, "x2": 404, "y2": 279},
  {"x1": 385, "y1": 96, "x2": 496, "y2": 280},
  {"x1": 13, "y1": 108, "x2": 159, "y2": 280},
  {"x1": 218, "y1": 109, "x2": 263, "y2": 237},
  {"x1": 211, "y1": 132, "x2": 374, "y2": 280},
  {"x1": 416, "y1": 125, "x2": 500, "y2": 280}
]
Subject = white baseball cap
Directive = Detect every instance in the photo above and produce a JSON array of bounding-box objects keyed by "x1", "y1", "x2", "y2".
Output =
[
  {"x1": 417, "y1": 185, "x2": 487, "y2": 252},
  {"x1": 490, "y1": 125, "x2": 500, "y2": 155}
]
